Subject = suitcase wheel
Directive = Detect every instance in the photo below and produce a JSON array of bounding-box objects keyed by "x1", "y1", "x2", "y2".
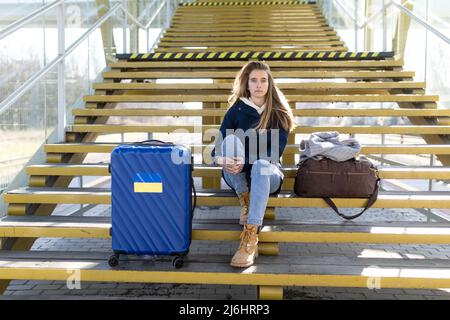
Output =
[
  {"x1": 108, "y1": 254, "x2": 120, "y2": 267},
  {"x1": 172, "y1": 256, "x2": 184, "y2": 269}
]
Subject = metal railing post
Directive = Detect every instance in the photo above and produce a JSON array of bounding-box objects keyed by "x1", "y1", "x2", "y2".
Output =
[
  {"x1": 122, "y1": 0, "x2": 127, "y2": 52},
  {"x1": 429, "y1": 154, "x2": 435, "y2": 192},
  {"x1": 147, "y1": 28, "x2": 150, "y2": 52},
  {"x1": 166, "y1": 0, "x2": 170, "y2": 29},
  {"x1": 383, "y1": 0, "x2": 387, "y2": 51},
  {"x1": 354, "y1": 0, "x2": 358, "y2": 51},
  {"x1": 57, "y1": 1, "x2": 66, "y2": 143}
]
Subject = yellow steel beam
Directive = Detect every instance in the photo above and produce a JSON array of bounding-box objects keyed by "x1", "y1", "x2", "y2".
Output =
[
  {"x1": 168, "y1": 25, "x2": 333, "y2": 29},
  {"x1": 95, "y1": 0, "x2": 116, "y2": 63},
  {"x1": 45, "y1": 144, "x2": 117, "y2": 153},
  {"x1": 178, "y1": 8, "x2": 321, "y2": 12},
  {"x1": 27, "y1": 164, "x2": 109, "y2": 176},
  {"x1": 6, "y1": 205, "x2": 27, "y2": 216},
  {"x1": 437, "y1": 118, "x2": 450, "y2": 125},
  {"x1": 174, "y1": 9, "x2": 321, "y2": 13},
  {"x1": 259, "y1": 243, "x2": 279, "y2": 255},
  {"x1": 28, "y1": 176, "x2": 46, "y2": 188},
  {"x1": 164, "y1": 31, "x2": 338, "y2": 37},
  {"x1": 170, "y1": 22, "x2": 329, "y2": 27},
  {"x1": 258, "y1": 286, "x2": 284, "y2": 300},
  {"x1": 1, "y1": 263, "x2": 450, "y2": 289},
  {"x1": 172, "y1": 17, "x2": 324, "y2": 22}
]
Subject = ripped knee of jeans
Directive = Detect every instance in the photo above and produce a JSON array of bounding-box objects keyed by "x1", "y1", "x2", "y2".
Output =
[{"x1": 251, "y1": 159, "x2": 273, "y2": 177}]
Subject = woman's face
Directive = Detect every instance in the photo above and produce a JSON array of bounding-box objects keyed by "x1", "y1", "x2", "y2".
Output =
[{"x1": 247, "y1": 69, "x2": 269, "y2": 100}]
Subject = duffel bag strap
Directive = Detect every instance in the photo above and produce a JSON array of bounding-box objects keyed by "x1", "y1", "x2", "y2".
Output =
[{"x1": 323, "y1": 180, "x2": 379, "y2": 220}]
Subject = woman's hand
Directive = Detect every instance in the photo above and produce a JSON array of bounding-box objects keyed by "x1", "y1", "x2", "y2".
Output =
[{"x1": 216, "y1": 157, "x2": 244, "y2": 175}]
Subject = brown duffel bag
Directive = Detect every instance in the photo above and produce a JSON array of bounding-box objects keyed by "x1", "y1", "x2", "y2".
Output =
[{"x1": 294, "y1": 157, "x2": 380, "y2": 220}]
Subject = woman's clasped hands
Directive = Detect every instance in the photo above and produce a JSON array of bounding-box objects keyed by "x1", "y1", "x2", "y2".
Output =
[{"x1": 216, "y1": 156, "x2": 245, "y2": 175}]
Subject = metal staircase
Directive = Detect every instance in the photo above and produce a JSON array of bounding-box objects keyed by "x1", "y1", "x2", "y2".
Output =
[{"x1": 1, "y1": 0, "x2": 450, "y2": 299}]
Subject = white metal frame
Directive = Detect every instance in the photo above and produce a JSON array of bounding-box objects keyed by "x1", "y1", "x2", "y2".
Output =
[
  {"x1": 0, "y1": 0, "x2": 176, "y2": 142},
  {"x1": 319, "y1": 0, "x2": 450, "y2": 201},
  {"x1": 321, "y1": 0, "x2": 450, "y2": 51}
]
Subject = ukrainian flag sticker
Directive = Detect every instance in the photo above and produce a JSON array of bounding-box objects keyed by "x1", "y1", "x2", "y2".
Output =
[{"x1": 133, "y1": 173, "x2": 163, "y2": 193}]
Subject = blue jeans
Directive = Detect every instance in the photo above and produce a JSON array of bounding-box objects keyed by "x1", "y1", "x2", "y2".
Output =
[{"x1": 220, "y1": 135, "x2": 283, "y2": 226}]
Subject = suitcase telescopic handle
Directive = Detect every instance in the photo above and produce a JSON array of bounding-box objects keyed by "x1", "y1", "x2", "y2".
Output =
[{"x1": 138, "y1": 139, "x2": 174, "y2": 145}]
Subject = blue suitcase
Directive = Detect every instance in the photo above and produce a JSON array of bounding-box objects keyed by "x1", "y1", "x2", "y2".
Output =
[{"x1": 109, "y1": 140, "x2": 195, "y2": 268}]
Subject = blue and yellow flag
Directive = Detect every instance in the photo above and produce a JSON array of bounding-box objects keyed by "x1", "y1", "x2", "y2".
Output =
[{"x1": 133, "y1": 173, "x2": 163, "y2": 193}]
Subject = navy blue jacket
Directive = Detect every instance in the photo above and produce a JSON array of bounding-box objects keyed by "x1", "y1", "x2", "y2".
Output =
[{"x1": 211, "y1": 99, "x2": 289, "y2": 173}]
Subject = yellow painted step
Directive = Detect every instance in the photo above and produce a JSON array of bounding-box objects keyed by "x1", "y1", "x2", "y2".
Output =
[
  {"x1": 101, "y1": 70, "x2": 415, "y2": 79},
  {"x1": 3, "y1": 216, "x2": 450, "y2": 244},
  {"x1": 82, "y1": 94, "x2": 438, "y2": 103},
  {"x1": 2, "y1": 250, "x2": 450, "y2": 289},
  {"x1": 4, "y1": 188, "x2": 450, "y2": 209},
  {"x1": 158, "y1": 41, "x2": 345, "y2": 47},
  {"x1": 92, "y1": 82, "x2": 419, "y2": 91},
  {"x1": 160, "y1": 36, "x2": 342, "y2": 42},
  {"x1": 155, "y1": 47, "x2": 349, "y2": 53},
  {"x1": 73, "y1": 108, "x2": 449, "y2": 118},
  {"x1": 26, "y1": 164, "x2": 450, "y2": 180},
  {"x1": 164, "y1": 31, "x2": 338, "y2": 37},
  {"x1": 68, "y1": 124, "x2": 450, "y2": 135},
  {"x1": 43, "y1": 143, "x2": 450, "y2": 155}
]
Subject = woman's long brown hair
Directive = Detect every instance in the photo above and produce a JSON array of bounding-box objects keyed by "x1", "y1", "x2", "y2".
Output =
[{"x1": 228, "y1": 61, "x2": 296, "y2": 132}]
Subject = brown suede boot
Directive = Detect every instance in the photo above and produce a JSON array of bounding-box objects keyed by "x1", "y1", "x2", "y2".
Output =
[
  {"x1": 230, "y1": 224, "x2": 259, "y2": 268},
  {"x1": 237, "y1": 191, "x2": 250, "y2": 225}
]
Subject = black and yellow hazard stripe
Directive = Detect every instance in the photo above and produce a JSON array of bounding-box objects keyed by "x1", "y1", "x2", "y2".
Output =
[
  {"x1": 181, "y1": 1, "x2": 315, "y2": 6},
  {"x1": 116, "y1": 51, "x2": 394, "y2": 61}
]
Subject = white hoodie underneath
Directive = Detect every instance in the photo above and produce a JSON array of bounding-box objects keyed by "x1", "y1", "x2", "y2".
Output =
[{"x1": 239, "y1": 97, "x2": 266, "y2": 115}]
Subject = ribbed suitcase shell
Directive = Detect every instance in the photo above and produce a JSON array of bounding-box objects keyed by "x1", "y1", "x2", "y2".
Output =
[{"x1": 110, "y1": 143, "x2": 192, "y2": 256}]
